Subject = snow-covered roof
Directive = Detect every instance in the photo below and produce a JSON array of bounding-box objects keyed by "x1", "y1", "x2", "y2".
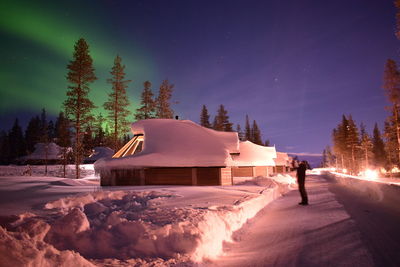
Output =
[
  {"x1": 95, "y1": 119, "x2": 277, "y2": 169},
  {"x1": 22, "y1": 143, "x2": 61, "y2": 160},
  {"x1": 274, "y1": 152, "x2": 291, "y2": 166},
  {"x1": 232, "y1": 141, "x2": 276, "y2": 167},
  {"x1": 96, "y1": 119, "x2": 239, "y2": 168}
]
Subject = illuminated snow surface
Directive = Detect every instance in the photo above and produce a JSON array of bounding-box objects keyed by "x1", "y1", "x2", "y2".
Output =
[
  {"x1": 0, "y1": 165, "x2": 295, "y2": 266},
  {"x1": 1, "y1": 166, "x2": 400, "y2": 266}
]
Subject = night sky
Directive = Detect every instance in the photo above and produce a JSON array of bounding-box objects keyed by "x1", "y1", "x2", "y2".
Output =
[{"x1": 0, "y1": 0, "x2": 398, "y2": 155}]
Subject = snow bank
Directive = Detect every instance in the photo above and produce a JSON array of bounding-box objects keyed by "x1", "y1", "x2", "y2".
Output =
[
  {"x1": 0, "y1": 176, "x2": 293, "y2": 265},
  {"x1": 325, "y1": 172, "x2": 400, "y2": 206},
  {"x1": 96, "y1": 119, "x2": 239, "y2": 169}
]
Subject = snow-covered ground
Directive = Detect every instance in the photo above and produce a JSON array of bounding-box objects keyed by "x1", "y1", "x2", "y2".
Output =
[{"x1": 0, "y1": 165, "x2": 295, "y2": 266}]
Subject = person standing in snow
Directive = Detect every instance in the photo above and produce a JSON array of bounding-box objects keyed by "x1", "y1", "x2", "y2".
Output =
[{"x1": 296, "y1": 160, "x2": 311, "y2": 205}]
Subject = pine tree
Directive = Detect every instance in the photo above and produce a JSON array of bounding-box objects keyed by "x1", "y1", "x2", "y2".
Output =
[
  {"x1": 93, "y1": 113, "x2": 107, "y2": 147},
  {"x1": 0, "y1": 131, "x2": 10, "y2": 164},
  {"x1": 55, "y1": 112, "x2": 71, "y2": 177},
  {"x1": 332, "y1": 115, "x2": 349, "y2": 170},
  {"x1": 213, "y1": 105, "x2": 233, "y2": 131},
  {"x1": 25, "y1": 115, "x2": 41, "y2": 154},
  {"x1": 245, "y1": 115, "x2": 251, "y2": 141},
  {"x1": 252, "y1": 120, "x2": 263, "y2": 145},
  {"x1": 359, "y1": 123, "x2": 373, "y2": 169},
  {"x1": 156, "y1": 79, "x2": 174, "y2": 118},
  {"x1": 200, "y1": 105, "x2": 211, "y2": 128},
  {"x1": 104, "y1": 55, "x2": 131, "y2": 151},
  {"x1": 383, "y1": 59, "x2": 400, "y2": 164},
  {"x1": 384, "y1": 120, "x2": 397, "y2": 169},
  {"x1": 8, "y1": 118, "x2": 26, "y2": 162},
  {"x1": 39, "y1": 109, "x2": 50, "y2": 175},
  {"x1": 372, "y1": 123, "x2": 386, "y2": 168},
  {"x1": 136, "y1": 81, "x2": 156, "y2": 120},
  {"x1": 236, "y1": 124, "x2": 244, "y2": 141},
  {"x1": 63, "y1": 38, "x2": 97, "y2": 178},
  {"x1": 264, "y1": 139, "x2": 270, "y2": 146},
  {"x1": 346, "y1": 115, "x2": 360, "y2": 174}
]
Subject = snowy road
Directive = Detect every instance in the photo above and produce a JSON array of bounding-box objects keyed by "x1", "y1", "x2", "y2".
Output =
[{"x1": 208, "y1": 175, "x2": 400, "y2": 267}]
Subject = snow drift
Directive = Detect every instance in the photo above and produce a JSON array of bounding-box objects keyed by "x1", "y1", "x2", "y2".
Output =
[{"x1": 0, "y1": 175, "x2": 294, "y2": 266}]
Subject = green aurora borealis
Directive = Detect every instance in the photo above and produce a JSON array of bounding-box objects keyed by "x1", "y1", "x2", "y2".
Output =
[{"x1": 0, "y1": 0, "x2": 157, "y2": 119}]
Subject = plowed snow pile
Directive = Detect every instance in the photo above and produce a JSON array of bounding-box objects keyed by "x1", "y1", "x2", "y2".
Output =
[{"x1": 0, "y1": 175, "x2": 295, "y2": 266}]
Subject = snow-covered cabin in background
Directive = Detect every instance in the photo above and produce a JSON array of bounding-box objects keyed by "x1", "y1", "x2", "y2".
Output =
[
  {"x1": 19, "y1": 142, "x2": 62, "y2": 164},
  {"x1": 95, "y1": 119, "x2": 277, "y2": 186},
  {"x1": 273, "y1": 152, "x2": 292, "y2": 173}
]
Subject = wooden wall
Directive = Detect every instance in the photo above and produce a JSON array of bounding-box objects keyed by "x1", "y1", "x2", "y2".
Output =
[
  {"x1": 231, "y1": 166, "x2": 253, "y2": 177},
  {"x1": 101, "y1": 167, "x2": 231, "y2": 186},
  {"x1": 144, "y1": 168, "x2": 192, "y2": 185}
]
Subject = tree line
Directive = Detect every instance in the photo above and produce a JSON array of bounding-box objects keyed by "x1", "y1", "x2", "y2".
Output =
[
  {"x1": 0, "y1": 38, "x2": 175, "y2": 177},
  {"x1": 324, "y1": 1, "x2": 400, "y2": 174},
  {"x1": 199, "y1": 104, "x2": 270, "y2": 146},
  {"x1": 1, "y1": 38, "x2": 272, "y2": 178}
]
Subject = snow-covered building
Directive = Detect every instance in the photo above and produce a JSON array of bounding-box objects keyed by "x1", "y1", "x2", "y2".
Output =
[
  {"x1": 95, "y1": 119, "x2": 277, "y2": 186},
  {"x1": 83, "y1": 147, "x2": 114, "y2": 164},
  {"x1": 20, "y1": 143, "x2": 62, "y2": 164},
  {"x1": 273, "y1": 152, "x2": 292, "y2": 173}
]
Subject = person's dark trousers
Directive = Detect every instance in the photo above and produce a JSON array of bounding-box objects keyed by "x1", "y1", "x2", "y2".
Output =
[{"x1": 297, "y1": 176, "x2": 308, "y2": 204}]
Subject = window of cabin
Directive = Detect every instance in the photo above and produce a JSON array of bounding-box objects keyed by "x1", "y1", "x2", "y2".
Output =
[{"x1": 112, "y1": 134, "x2": 144, "y2": 158}]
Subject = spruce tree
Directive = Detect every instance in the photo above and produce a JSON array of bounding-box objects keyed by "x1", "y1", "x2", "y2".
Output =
[
  {"x1": 40, "y1": 109, "x2": 50, "y2": 175},
  {"x1": 359, "y1": 123, "x2": 373, "y2": 169},
  {"x1": 135, "y1": 81, "x2": 156, "y2": 120},
  {"x1": 383, "y1": 59, "x2": 400, "y2": 164},
  {"x1": 200, "y1": 105, "x2": 211, "y2": 128},
  {"x1": 245, "y1": 115, "x2": 251, "y2": 141},
  {"x1": 372, "y1": 123, "x2": 386, "y2": 168},
  {"x1": 25, "y1": 115, "x2": 41, "y2": 154},
  {"x1": 213, "y1": 104, "x2": 233, "y2": 131},
  {"x1": 0, "y1": 131, "x2": 10, "y2": 164},
  {"x1": 236, "y1": 124, "x2": 244, "y2": 141},
  {"x1": 346, "y1": 115, "x2": 360, "y2": 174},
  {"x1": 93, "y1": 113, "x2": 107, "y2": 147},
  {"x1": 104, "y1": 55, "x2": 131, "y2": 151},
  {"x1": 252, "y1": 120, "x2": 263, "y2": 145},
  {"x1": 63, "y1": 38, "x2": 97, "y2": 178},
  {"x1": 156, "y1": 79, "x2": 174, "y2": 118},
  {"x1": 55, "y1": 112, "x2": 71, "y2": 178},
  {"x1": 8, "y1": 118, "x2": 26, "y2": 162}
]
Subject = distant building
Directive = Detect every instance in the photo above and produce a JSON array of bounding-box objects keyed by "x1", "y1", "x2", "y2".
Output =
[
  {"x1": 19, "y1": 142, "x2": 62, "y2": 165},
  {"x1": 95, "y1": 119, "x2": 277, "y2": 186},
  {"x1": 273, "y1": 152, "x2": 292, "y2": 173}
]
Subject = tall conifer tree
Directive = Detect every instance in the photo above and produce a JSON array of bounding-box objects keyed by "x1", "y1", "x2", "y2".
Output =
[
  {"x1": 372, "y1": 123, "x2": 386, "y2": 168},
  {"x1": 63, "y1": 38, "x2": 97, "y2": 178},
  {"x1": 359, "y1": 123, "x2": 373, "y2": 169},
  {"x1": 213, "y1": 105, "x2": 233, "y2": 131},
  {"x1": 200, "y1": 105, "x2": 211, "y2": 128},
  {"x1": 252, "y1": 120, "x2": 263, "y2": 145},
  {"x1": 245, "y1": 115, "x2": 251, "y2": 141},
  {"x1": 55, "y1": 112, "x2": 71, "y2": 177},
  {"x1": 136, "y1": 81, "x2": 156, "y2": 120},
  {"x1": 104, "y1": 55, "x2": 131, "y2": 151},
  {"x1": 383, "y1": 59, "x2": 400, "y2": 164},
  {"x1": 156, "y1": 79, "x2": 174, "y2": 118}
]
